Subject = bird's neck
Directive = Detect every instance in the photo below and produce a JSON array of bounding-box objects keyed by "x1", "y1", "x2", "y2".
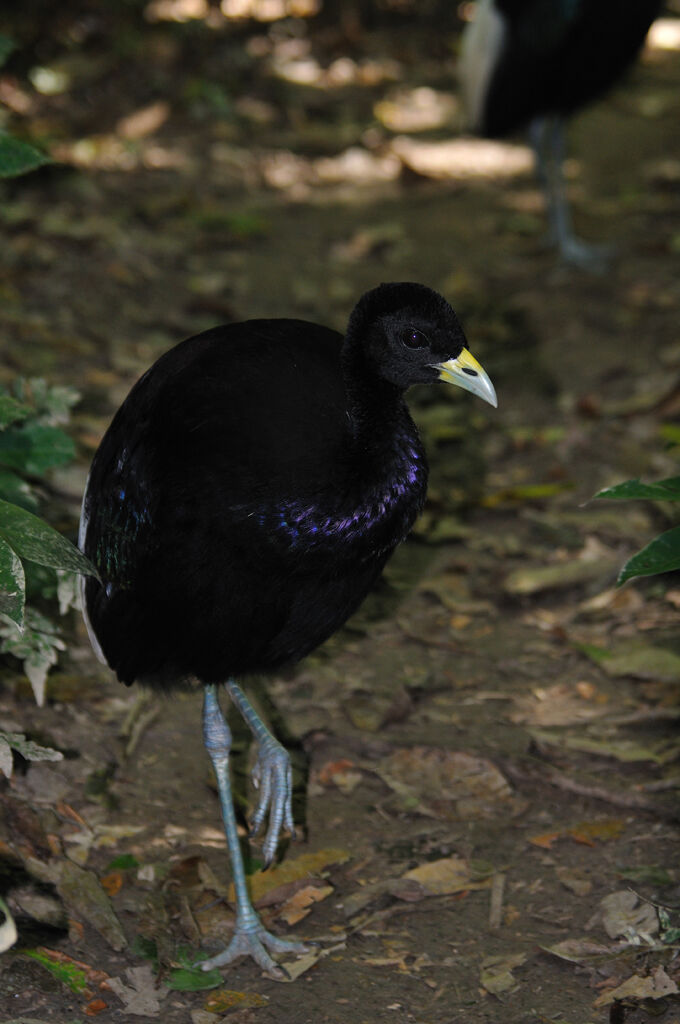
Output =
[
  {"x1": 341, "y1": 342, "x2": 426, "y2": 502},
  {"x1": 341, "y1": 340, "x2": 407, "y2": 450}
]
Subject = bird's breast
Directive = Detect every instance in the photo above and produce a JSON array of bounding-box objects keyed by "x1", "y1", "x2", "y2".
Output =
[{"x1": 254, "y1": 433, "x2": 428, "y2": 559}]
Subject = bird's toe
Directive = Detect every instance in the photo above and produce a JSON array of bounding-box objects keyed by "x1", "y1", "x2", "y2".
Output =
[
  {"x1": 199, "y1": 924, "x2": 309, "y2": 980},
  {"x1": 249, "y1": 738, "x2": 295, "y2": 858}
]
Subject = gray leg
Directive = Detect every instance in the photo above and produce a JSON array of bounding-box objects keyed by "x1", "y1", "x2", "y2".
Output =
[
  {"x1": 200, "y1": 684, "x2": 308, "y2": 977},
  {"x1": 225, "y1": 679, "x2": 296, "y2": 866},
  {"x1": 530, "y1": 115, "x2": 609, "y2": 270}
]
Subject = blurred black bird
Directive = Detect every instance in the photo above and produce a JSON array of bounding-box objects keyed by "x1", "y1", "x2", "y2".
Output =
[
  {"x1": 460, "y1": 0, "x2": 661, "y2": 265},
  {"x1": 79, "y1": 282, "x2": 496, "y2": 977}
]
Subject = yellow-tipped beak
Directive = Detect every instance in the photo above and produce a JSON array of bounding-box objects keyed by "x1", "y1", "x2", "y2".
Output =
[{"x1": 436, "y1": 348, "x2": 497, "y2": 408}]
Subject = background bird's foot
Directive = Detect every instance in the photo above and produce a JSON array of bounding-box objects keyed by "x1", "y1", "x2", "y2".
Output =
[
  {"x1": 199, "y1": 922, "x2": 310, "y2": 980},
  {"x1": 554, "y1": 234, "x2": 612, "y2": 272},
  {"x1": 249, "y1": 735, "x2": 296, "y2": 864}
]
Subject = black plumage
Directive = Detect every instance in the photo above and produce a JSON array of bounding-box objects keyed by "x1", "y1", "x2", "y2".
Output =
[
  {"x1": 80, "y1": 282, "x2": 496, "y2": 975},
  {"x1": 460, "y1": 0, "x2": 661, "y2": 263}
]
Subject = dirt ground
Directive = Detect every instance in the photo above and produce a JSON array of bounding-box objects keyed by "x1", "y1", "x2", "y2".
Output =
[{"x1": 1, "y1": 6, "x2": 680, "y2": 1024}]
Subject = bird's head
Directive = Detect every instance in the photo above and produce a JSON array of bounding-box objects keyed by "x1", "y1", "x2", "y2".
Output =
[{"x1": 346, "y1": 282, "x2": 497, "y2": 407}]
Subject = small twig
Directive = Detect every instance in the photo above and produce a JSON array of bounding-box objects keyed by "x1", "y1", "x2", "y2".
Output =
[
  {"x1": 121, "y1": 695, "x2": 161, "y2": 759},
  {"x1": 604, "y1": 707, "x2": 680, "y2": 727},
  {"x1": 636, "y1": 777, "x2": 680, "y2": 793},
  {"x1": 500, "y1": 759, "x2": 679, "y2": 822},
  {"x1": 488, "y1": 872, "x2": 505, "y2": 931},
  {"x1": 399, "y1": 628, "x2": 464, "y2": 653}
]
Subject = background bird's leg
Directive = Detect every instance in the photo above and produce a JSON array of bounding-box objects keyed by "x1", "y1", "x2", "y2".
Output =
[
  {"x1": 225, "y1": 679, "x2": 295, "y2": 865},
  {"x1": 529, "y1": 115, "x2": 550, "y2": 203},
  {"x1": 530, "y1": 115, "x2": 572, "y2": 249},
  {"x1": 530, "y1": 115, "x2": 608, "y2": 269},
  {"x1": 200, "y1": 684, "x2": 307, "y2": 977}
]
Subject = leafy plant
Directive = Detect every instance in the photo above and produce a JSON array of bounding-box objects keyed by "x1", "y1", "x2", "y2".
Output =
[
  {"x1": 0, "y1": 726, "x2": 64, "y2": 780},
  {"x1": 0, "y1": 35, "x2": 51, "y2": 178},
  {"x1": 0, "y1": 379, "x2": 98, "y2": 704},
  {"x1": 0, "y1": 895, "x2": 18, "y2": 953},
  {"x1": 595, "y1": 475, "x2": 680, "y2": 584}
]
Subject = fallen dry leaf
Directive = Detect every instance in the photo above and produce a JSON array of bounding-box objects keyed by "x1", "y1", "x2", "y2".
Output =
[
  {"x1": 555, "y1": 865, "x2": 592, "y2": 896},
  {"x1": 230, "y1": 848, "x2": 350, "y2": 904},
  {"x1": 342, "y1": 877, "x2": 425, "y2": 917},
  {"x1": 361, "y1": 951, "x2": 432, "y2": 973},
  {"x1": 599, "y1": 890, "x2": 659, "y2": 942},
  {"x1": 529, "y1": 831, "x2": 560, "y2": 850},
  {"x1": 57, "y1": 860, "x2": 127, "y2": 951},
  {"x1": 511, "y1": 682, "x2": 608, "y2": 726},
  {"x1": 108, "y1": 964, "x2": 166, "y2": 1016},
  {"x1": 403, "y1": 855, "x2": 492, "y2": 896},
  {"x1": 480, "y1": 952, "x2": 527, "y2": 996},
  {"x1": 317, "y1": 759, "x2": 363, "y2": 795},
  {"x1": 280, "y1": 941, "x2": 347, "y2": 983},
  {"x1": 204, "y1": 988, "x2": 269, "y2": 1012},
  {"x1": 100, "y1": 871, "x2": 123, "y2": 897},
  {"x1": 599, "y1": 644, "x2": 680, "y2": 682},
  {"x1": 85, "y1": 998, "x2": 108, "y2": 1016},
  {"x1": 374, "y1": 746, "x2": 524, "y2": 821},
  {"x1": 541, "y1": 938, "x2": 615, "y2": 963},
  {"x1": 504, "y1": 549, "x2": 617, "y2": 596},
  {"x1": 593, "y1": 965, "x2": 678, "y2": 1008},
  {"x1": 529, "y1": 819, "x2": 625, "y2": 850},
  {"x1": 276, "y1": 884, "x2": 333, "y2": 926}
]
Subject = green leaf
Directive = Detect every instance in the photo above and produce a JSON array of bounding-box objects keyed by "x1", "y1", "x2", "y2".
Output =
[
  {"x1": 0, "y1": 498, "x2": 97, "y2": 577},
  {"x1": 595, "y1": 475, "x2": 680, "y2": 502},
  {"x1": 0, "y1": 133, "x2": 51, "y2": 178},
  {"x1": 0, "y1": 422, "x2": 75, "y2": 474},
  {"x1": 0, "y1": 730, "x2": 63, "y2": 765},
  {"x1": 165, "y1": 965, "x2": 223, "y2": 991},
  {"x1": 618, "y1": 865, "x2": 674, "y2": 888},
  {"x1": 618, "y1": 524, "x2": 680, "y2": 584},
  {"x1": 0, "y1": 394, "x2": 31, "y2": 429},
  {"x1": 24, "y1": 948, "x2": 89, "y2": 993},
  {"x1": 0, "y1": 35, "x2": 15, "y2": 68},
  {"x1": 0, "y1": 468, "x2": 40, "y2": 512},
  {"x1": 0, "y1": 535, "x2": 25, "y2": 628},
  {"x1": 0, "y1": 607, "x2": 66, "y2": 705},
  {"x1": 106, "y1": 853, "x2": 140, "y2": 871},
  {"x1": 0, "y1": 895, "x2": 18, "y2": 952},
  {"x1": 659, "y1": 423, "x2": 680, "y2": 447},
  {"x1": 574, "y1": 642, "x2": 612, "y2": 664},
  {"x1": 132, "y1": 934, "x2": 159, "y2": 969}
]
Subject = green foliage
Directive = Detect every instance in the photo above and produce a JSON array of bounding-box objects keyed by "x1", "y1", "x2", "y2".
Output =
[
  {"x1": 105, "y1": 853, "x2": 141, "y2": 872},
  {"x1": 0, "y1": 133, "x2": 51, "y2": 178},
  {"x1": 595, "y1": 475, "x2": 680, "y2": 585},
  {"x1": 0, "y1": 499, "x2": 94, "y2": 580},
  {"x1": 132, "y1": 937, "x2": 223, "y2": 991},
  {"x1": 0, "y1": 895, "x2": 18, "y2": 953},
  {"x1": 0, "y1": 379, "x2": 97, "y2": 702},
  {"x1": 616, "y1": 524, "x2": 680, "y2": 585},
  {"x1": 0, "y1": 727, "x2": 64, "y2": 779},
  {"x1": 595, "y1": 476, "x2": 680, "y2": 503},
  {"x1": 166, "y1": 945, "x2": 224, "y2": 992},
  {"x1": 0, "y1": 608, "x2": 67, "y2": 705},
  {"x1": 24, "y1": 948, "x2": 90, "y2": 993},
  {"x1": 0, "y1": 35, "x2": 51, "y2": 179}
]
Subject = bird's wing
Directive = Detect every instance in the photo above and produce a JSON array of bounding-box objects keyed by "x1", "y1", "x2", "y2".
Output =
[{"x1": 80, "y1": 428, "x2": 159, "y2": 590}]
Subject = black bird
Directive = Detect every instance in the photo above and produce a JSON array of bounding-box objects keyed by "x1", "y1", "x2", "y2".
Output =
[
  {"x1": 79, "y1": 282, "x2": 496, "y2": 977},
  {"x1": 460, "y1": 0, "x2": 661, "y2": 265}
]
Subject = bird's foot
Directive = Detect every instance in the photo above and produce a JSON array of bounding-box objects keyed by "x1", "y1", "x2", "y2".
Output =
[
  {"x1": 554, "y1": 234, "x2": 612, "y2": 272},
  {"x1": 199, "y1": 921, "x2": 310, "y2": 980},
  {"x1": 249, "y1": 735, "x2": 295, "y2": 865}
]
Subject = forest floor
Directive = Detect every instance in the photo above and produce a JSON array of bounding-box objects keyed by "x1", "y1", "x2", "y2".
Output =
[{"x1": 1, "y1": 7, "x2": 680, "y2": 1024}]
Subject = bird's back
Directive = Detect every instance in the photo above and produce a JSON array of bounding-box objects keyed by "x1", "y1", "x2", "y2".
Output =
[
  {"x1": 81, "y1": 319, "x2": 426, "y2": 688},
  {"x1": 464, "y1": 0, "x2": 661, "y2": 136}
]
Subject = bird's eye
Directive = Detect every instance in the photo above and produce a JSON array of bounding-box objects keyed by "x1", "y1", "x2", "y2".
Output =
[{"x1": 402, "y1": 328, "x2": 429, "y2": 349}]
